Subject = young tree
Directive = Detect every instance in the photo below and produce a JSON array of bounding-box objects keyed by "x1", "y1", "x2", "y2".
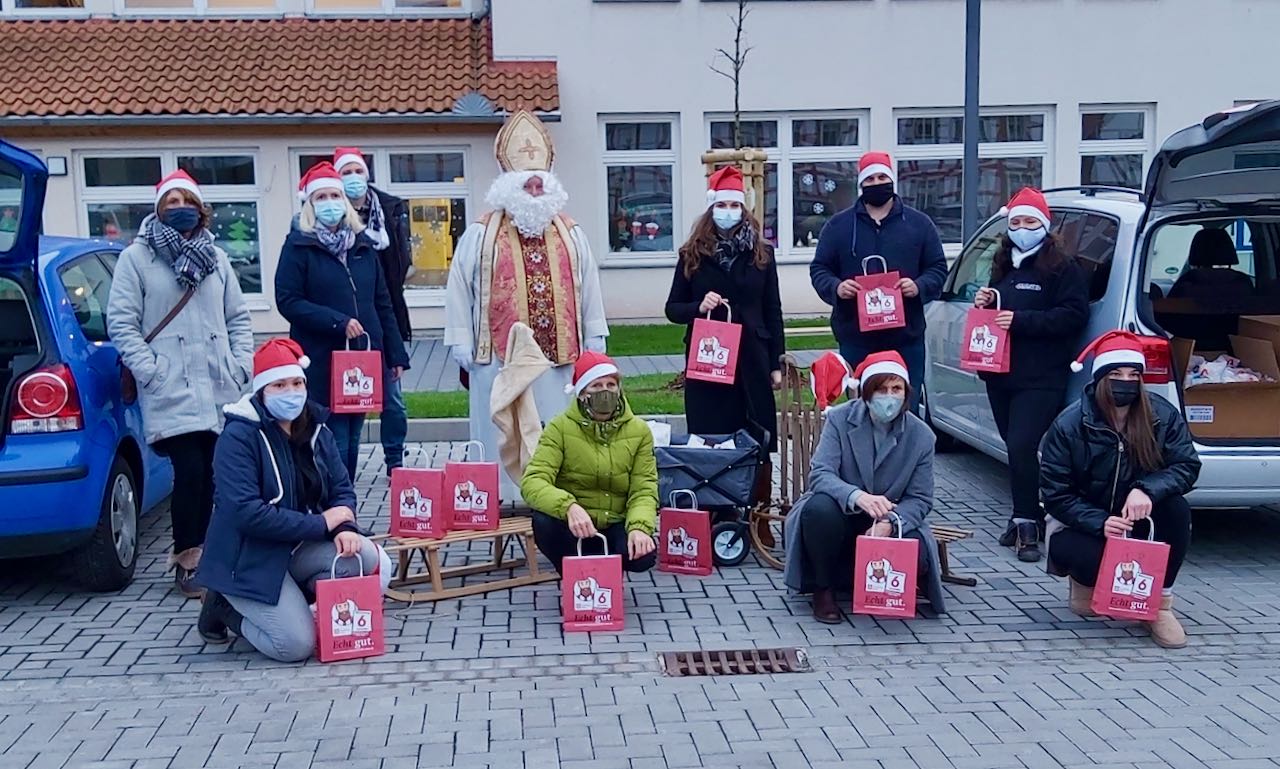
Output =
[{"x1": 709, "y1": 0, "x2": 752, "y2": 150}]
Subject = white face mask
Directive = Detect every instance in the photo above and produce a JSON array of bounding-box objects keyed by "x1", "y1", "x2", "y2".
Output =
[
  {"x1": 712, "y1": 207, "x2": 743, "y2": 231},
  {"x1": 1009, "y1": 226, "x2": 1047, "y2": 254}
]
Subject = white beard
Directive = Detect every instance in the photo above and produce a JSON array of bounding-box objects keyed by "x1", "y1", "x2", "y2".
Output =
[{"x1": 485, "y1": 171, "x2": 569, "y2": 238}]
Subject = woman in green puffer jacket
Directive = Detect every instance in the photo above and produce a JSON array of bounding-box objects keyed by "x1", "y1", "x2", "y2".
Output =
[{"x1": 521, "y1": 352, "x2": 658, "y2": 575}]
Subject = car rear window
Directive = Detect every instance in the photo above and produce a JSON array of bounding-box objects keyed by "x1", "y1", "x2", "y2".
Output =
[{"x1": 0, "y1": 277, "x2": 38, "y2": 359}]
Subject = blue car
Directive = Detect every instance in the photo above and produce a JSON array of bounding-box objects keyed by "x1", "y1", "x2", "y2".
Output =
[{"x1": 0, "y1": 140, "x2": 172, "y2": 590}]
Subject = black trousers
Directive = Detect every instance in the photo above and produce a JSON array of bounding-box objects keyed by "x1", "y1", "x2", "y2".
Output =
[
  {"x1": 1048, "y1": 495, "x2": 1192, "y2": 589},
  {"x1": 530, "y1": 511, "x2": 656, "y2": 576},
  {"x1": 153, "y1": 430, "x2": 218, "y2": 553},
  {"x1": 800, "y1": 492, "x2": 931, "y2": 591},
  {"x1": 987, "y1": 383, "x2": 1065, "y2": 524}
]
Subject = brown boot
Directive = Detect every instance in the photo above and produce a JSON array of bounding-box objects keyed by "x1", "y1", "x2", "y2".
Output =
[
  {"x1": 754, "y1": 515, "x2": 776, "y2": 549},
  {"x1": 812, "y1": 588, "x2": 842, "y2": 624},
  {"x1": 170, "y1": 547, "x2": 204, "y2": 600},
  {"x1": 1068, "y1": 577, "x2": 1096, "y2": 617},
  {"x1": 1146, "y1": 594, "x2": 1187, "y2": 649}
]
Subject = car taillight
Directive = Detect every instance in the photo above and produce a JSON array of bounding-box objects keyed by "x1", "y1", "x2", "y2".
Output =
[
  {"x1": 1139, "y1": 335, "x2": 1173, "y2": 385},
  {"x1": 10, "y1": 364, "x2": 84, "y2": 434}
]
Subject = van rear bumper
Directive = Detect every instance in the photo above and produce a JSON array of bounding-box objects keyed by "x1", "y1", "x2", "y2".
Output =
[{"x1": 1187, "y1": 451, "x2": 1280, "y2": 508}]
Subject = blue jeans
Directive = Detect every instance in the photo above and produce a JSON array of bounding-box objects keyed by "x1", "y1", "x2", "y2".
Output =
[
  {"x1": 381, "y1": 369, "x2": 407, "y2": 469},
  {"x1": 327, "y1": 414, "x2": 365, "y2": 484},
  {"x1": 838, "y1": 336, "x2": 926, "y2": 415}
]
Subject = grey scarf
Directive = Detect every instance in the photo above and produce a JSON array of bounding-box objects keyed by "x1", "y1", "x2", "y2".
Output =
[
  {"x1": 313, "y1": 223, "x2": 356, "y2": 262},
  {"x1": 142, "y1": 214, "x2": 218, "y2": 289}
]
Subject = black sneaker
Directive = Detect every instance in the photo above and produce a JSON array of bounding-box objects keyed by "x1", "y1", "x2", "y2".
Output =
[
  {"x1": 385, "y1": 462, "x2": 403, "y2": 478},
  {"x1": 1016, "y1": 522, "x2": 1042, "y2": 562},
  {"x1": 198, "y1": 590, "x2": 243, "y2": 644},
  {"x1": 998, "y1": 522, "x2": 1017, "y2": 548}
]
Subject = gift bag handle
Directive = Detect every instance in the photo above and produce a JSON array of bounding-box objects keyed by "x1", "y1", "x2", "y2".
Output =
[
  {"x1": 871, "y1": 511, "x2": 903, "y2": 539},
  {"x1": 330, "y1": 553, "x2": 366, "y2": 580},
  {"x1": 668, "y1": 489, "x2": 698, "y2": 510},
  {"x1": 402, "y1": 445, "x2": 433, "y2": 468},
  {"x1": 458, "y1": 440, "x2": 485, "y2": 462},
  {"x1": 987, "y1": 288, "x2": 1002, "y2": 311},
  {"x1": 576, "y1": 532, "x2": 610, "y2": 557},
  {"x1": 344, "y1": 332, "x2": 372, "y2": 352},
  {"x1": 704, "y1": 297, "x2": 732, "y2": 324},
  {"x1": 1124, "y1": 518, "x2": 1156, "y2": 542},
  {"x1": 862, "y1": 255, "x2": 888, "y2": 275}
]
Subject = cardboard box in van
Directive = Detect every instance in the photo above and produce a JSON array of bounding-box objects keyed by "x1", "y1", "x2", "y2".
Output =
[
  {"x1": 1239, "y1": 316, "x2": 1280, "y2": 357},
  {"x1": 1171, "y1": 335, "x2": 1280, "y2": 439}
]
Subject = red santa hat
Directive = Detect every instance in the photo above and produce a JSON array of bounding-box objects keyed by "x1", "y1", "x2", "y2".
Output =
[
  {"x1": 853, "y1": 350, "x2": 910, "y2": 387},
  {"x1": 857, "y1": 151, "x2": 896, "y2": 186},
  {"x1": 333, "y1": 147, "x2": 368, "y2": 175},
  {"x1": 155, "y1": 170, "x2": 202, "y2": 206},
  {"x1": 564, "y1": 351, "x2": 620, "y2": 397},
  {"x1": 1006, "y1": 187, "x2": 1052, "y2": 229},
  {"x1": 252, "y1": 338, "x2": 310, "y2": 393},
  {"x1": 299, "y1": 162, "x2": 344, "y2": 200},
  {"x1": 809, "y1": 351, "x2": 853, "y2": 412},
  {"x1": 706, "y1": 166, "x2": 746, "y2": 208},
  {"x1": 1070, "y1": 330, "x2": 1146, "y2": 379}
]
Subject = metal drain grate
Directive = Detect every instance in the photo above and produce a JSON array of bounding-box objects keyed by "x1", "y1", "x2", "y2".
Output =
[{"x1": 660, "y1": 647, "x2": 810, "y2": 677}]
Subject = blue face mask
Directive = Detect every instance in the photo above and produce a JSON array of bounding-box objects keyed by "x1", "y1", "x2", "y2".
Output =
[
  {"x1": 313, "y1": 199, "x2": 346, "y2": 227},
  {"x1": 1008, "y1": 226, "x2": 1047, "y2": 253},
  {"x1": 264, "y1": 390, "x2": 307, "y2": 422},
  {"x1": 712, "y1": 207, "x2": 743, "y2": 231},
  {"x1": 160, "y1": 205, "x2": 201, "y2": 233},
  {"x1": 868, "y1": 393, "x2": 905, "y2": 423},
  {"x1": 342, "y1": 175, "x2": 368, "y2": 200}
]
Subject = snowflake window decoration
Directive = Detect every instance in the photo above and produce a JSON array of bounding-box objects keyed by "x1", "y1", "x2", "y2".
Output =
[
  {"x1": 801, "y1": 173, "x2": 815, "y2": 188},
  {"x1": 813, "y1": 203, "x2": 826, "y2": 215},
  {"x1": 823, "y1": 179, "x2": 837, "y2": 193}
]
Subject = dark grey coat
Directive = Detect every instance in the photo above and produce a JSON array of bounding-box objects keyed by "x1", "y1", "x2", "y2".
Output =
[{"x1": 783, "y1": 399, "x2": 946, "y2": 614}]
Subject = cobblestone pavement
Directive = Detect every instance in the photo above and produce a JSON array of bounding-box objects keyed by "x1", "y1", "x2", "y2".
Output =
[{"x1": 3, "y1": 444, "x2": 1280, "y2": 769}]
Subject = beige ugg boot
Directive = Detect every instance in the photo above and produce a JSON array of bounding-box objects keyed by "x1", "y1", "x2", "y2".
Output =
[
  {"x1": 1146, "y1": 594, "x2": 1187, "y2": 649},
  {"x1": 1068, "y1": 577, "x2": 1096, "y2": 617}
]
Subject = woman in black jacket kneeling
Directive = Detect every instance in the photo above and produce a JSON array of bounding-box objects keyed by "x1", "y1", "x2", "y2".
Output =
[{"x1": 1039, "y1": 331, "x2": 1201, "y2": 648}]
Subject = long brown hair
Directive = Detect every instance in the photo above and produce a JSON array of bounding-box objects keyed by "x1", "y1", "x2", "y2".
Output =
[
  {"x1": 678, "y1": 208, "x2": 771, "y2": 278},
  {"x1": 1095, "y1": 377, "x2": 1163, "y2": 472},
  {"x1": 990, "y1": 230, "x2": 1070, "y2": 283}
]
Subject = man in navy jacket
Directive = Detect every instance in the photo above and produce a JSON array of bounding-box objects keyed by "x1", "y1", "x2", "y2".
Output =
[{"x1": 809, "y1": 151, "x2": 948, "y2": 411}]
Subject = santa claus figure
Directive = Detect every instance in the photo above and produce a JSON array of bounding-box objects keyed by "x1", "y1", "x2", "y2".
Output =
[{"x1": 445, "y1": 111, "x2": 609, "y2": 501}]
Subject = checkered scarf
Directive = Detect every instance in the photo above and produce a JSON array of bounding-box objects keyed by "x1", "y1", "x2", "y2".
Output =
[
  {"x1": 714, "y1": 220, "x2": 757, "y2": 271},
  {"x1": 141, "y1": 214, "x2": 217, "y2": 289},
  {"x1": 360, "y1": 190, "x2": 390, "y2": 251},
  {"x1": 312, "y1": 222, "x2": 356, "y2": 262}
]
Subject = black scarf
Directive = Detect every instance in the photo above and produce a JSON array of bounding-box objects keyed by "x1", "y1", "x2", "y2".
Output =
[{"x1": 714, "y1": 222, "x2": 757, "y2": 271}]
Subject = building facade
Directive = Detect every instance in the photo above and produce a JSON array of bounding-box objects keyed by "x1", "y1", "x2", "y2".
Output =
[{"x1": 2, "y1": 0, "x2": 1277, "y2": 333}]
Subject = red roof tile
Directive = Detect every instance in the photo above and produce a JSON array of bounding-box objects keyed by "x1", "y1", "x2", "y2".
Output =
[{"x1": 0, "y1": 17, "x2": 557, "y2": 120}]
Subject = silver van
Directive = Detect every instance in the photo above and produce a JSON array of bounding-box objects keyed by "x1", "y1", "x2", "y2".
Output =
[{"x1": 922, "y1": 100, "x2": 1280, "y2": 508}]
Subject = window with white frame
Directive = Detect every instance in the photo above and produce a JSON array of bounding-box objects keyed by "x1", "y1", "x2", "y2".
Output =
[
  {"x1": 1079, "y1": 106, "x2": 1153, "y2": 190},
  {"x1": 601, "y1": 118, "x2": 679, "y2": 254},
  {"x1": 78, "y1": 152, "x2": 263, "y2": 293},
  {"x1": 294, "y1": 148, "x2": 467, "y2": 291},
  {"x1": 307, "y1": 0, "x2": 476, "y2": 15},
  {"x1": 1, "y1": 0, "x2": 85, "y2": 12},
  {"x1": 708, "y1": 113, "x2": 866, "y2": 254},
  {"x1": 894, "y1": 108, "x2": 1052, "y2": 243}
]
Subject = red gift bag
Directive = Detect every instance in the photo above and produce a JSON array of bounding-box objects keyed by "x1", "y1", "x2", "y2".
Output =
[
  {"x1": 315, "y1": 554, "x2": 386, "y2": 663},
  {"x1": 658, "y1": 490, "x2": 713, "y2": 576},
  {"x1": 856, "y1": 256, "x2": 906, "y2": 333},
  {"x1": 960, "y1": 289, "x2": 1011, "y2": 374},
  {"x1": 444, "y1": 440, "x2": 499, "y2": 531},
  {"x1": 331, "y1": 335, "x2": 383, "y2": 414},
  {"x1": 852, "y1": 514, "x2": 919, "y2": 619},
  {"x1": 389, "y1": 466, "x2": 447, "y2": 539},
  {"x1": 1091, "y1": 521, "x2": 1169, "y2": 622},
  {"x1": 561, "y1": 534, "x2": 625, "y2": 632},
  {"x1": 685, "y1": 299, "x2": 742, "y2": 386}
]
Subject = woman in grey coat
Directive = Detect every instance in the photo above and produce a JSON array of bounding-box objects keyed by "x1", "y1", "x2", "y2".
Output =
[
  {"x1": 106, "y1": 169, "x2": 254, "y2": 598},
  {"x1": 784, "y1": 351, "x2": 946, "y2": 622}
]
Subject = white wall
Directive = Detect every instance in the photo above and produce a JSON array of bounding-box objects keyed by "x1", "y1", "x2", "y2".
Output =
[{"x1": 491, "y1": 0, "x2": 1279, "y2": 323}]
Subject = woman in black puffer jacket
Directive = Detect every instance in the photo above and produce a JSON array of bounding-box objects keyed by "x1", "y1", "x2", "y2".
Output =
[{"x1": 1039, "y1": 331, "x2": 1201, "y2": 649}]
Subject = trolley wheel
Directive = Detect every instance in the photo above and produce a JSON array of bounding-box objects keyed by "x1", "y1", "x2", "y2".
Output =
[{"x1": 712, "y1": 521, "x2": 750, "y2": 567}]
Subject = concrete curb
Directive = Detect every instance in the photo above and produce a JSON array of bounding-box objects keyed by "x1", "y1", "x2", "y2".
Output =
[{"x1": 362, "y1": 414, "x2": 689, "y2": 443}]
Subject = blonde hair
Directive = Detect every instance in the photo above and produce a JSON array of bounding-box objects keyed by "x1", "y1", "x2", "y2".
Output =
[{"x1": 299, "y1": 196, "x2": 366, "y2": 234}]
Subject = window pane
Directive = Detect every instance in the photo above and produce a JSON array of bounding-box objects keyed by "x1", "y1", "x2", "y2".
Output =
[
  {"x1": 979, "y1": 114, "x2": 1044, "y2": 143},
  {"x1": 405, "y1": 197, "x2": 467, "y2": 289},
  {"x1": 396, "y1": 0, "x2": 462, "y2": 6},
  {"x1": 209, "y1": 202, "x2": 261, "y2": 294},
  {"x1": 606, "y1": 165, "x2": 674, "y2": 253},
  {"x1": 178, "y1": 155, "x2": 255, "y2": 186},
  {"x1": 605, "y1": 123, "x2": 672, "y2": 152},
  {"x1": 762, "y1": 162, "x2": 778, "y2": 248},
  {"x1": 86, "y1": 202, "x2": 153, "y2": 241},
  {"x1": 122, "y1": 0, "x2": 192, "y2": 7},
  {"x1": 710, "y1": 120, "x2": 779, "y2": 150},
  {"x1": 390, "y1": 153, "x2": 465, "y2": 184},
  {"x1": 206, "y1": 0, "x2": 275, "y2": 7},
  {"x1": 298, "y1": 153, "x2": 375, "y2": 183},
  {"x1": 792, "y1": 119, "x2": 859, "y2": 148},
  {"x1": 58, "y1": 256, "x2": 113, "y2": 343},
  {"x1": 84, "y1": 157, "x2": 162, "y2": 188},
  {"x1": 897, "y1": 116, "x2": 964, "y2": 145},
  {"x1": 311, "y1": 0, "x2": 380, "y2": 8},
  {"x1": 947, "y1": 219, "x2": 1006, "y2": 301},
  {"x1": 792, "y1": 161, "x2": 859, "y2": 248},
  {"x1": 897, "y1": 156, "x2": 1043, "y2": 241},
  {"x1": 1081, "y1": 154, "x2": 1144, "y2": 188},
  {"x1": 1082, "y1": 112, "x2": 1145, "y2": 141},
  {"x1": 16, "y1": 0, "x2": 85, "y2": 7}
]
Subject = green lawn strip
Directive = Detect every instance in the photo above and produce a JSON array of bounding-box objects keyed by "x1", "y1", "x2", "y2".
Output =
[
  {"x1": 404, "y1": 371, "x2": 816, "y2": 419},
  {"x1": 608, "y1": 316, "x2": 835, "y2": 356}
]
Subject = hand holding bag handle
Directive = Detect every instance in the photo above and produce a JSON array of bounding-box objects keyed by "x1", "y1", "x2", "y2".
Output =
[
  {"x1": 988, "y1": 288, "x2": 1002, "y2": 311},
  {"x1": 1126, "y1": 518, "x2": 1156, "y2": 541},
  {"x1": 576, "y1": 532, "x2": 610, "y2": 557},
  {"x1": 873, "y1": 511, "x2": 905, "y2": 539},
  {"x1": 330, "y1": 553, "x2": 367, "y2": 579},
  {"x1": 344, "y1": 331, "x2": 373, "y2": 352},
  {"x1": 704, "y1": 297, "x2": 733, "y2": 324},
  {"x1": 120, "y1": 285, "x2": 197, "y2": 405}
]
